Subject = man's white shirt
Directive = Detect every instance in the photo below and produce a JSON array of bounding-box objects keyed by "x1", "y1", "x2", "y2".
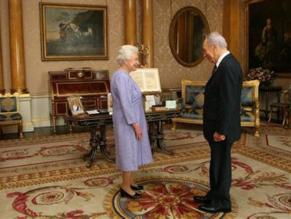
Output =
[{"x1": 216, "y1": 51, "x2": 230, "y2": 68}]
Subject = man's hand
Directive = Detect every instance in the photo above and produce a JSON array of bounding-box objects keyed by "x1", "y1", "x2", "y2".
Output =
[
  {"x1": 132, "y1": 123, "x2": 143, "y2": 140},
  {"x1": 213, "y1": 132, "x2": 226, "y2": 142}
]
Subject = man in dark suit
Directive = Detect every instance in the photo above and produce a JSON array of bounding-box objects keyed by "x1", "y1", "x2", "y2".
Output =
[{"x1": 193, "y1": 32, "x2": 243, "y2": 213}]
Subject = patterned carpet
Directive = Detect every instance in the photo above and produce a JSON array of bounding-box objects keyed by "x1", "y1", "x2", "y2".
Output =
[{"x1": 0, "y1": 125, "x2": 290, "y2": 218}]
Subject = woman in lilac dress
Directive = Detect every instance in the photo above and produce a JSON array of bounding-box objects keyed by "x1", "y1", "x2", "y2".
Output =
[{"x1": 111, "y1": 45, "x2": 153, "y2": 199}]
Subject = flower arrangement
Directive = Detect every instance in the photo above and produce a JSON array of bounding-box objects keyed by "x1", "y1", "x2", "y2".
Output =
[{"x1": 247, "y1": 67, "x2": 275, "y2": 85}]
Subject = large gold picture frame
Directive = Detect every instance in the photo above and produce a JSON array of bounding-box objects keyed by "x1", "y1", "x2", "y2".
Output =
[
  {"x1": 40, "y1": 2, "x2": 108, "y2": 61},
  {"x1": 247, "y1": 0, "x2": 291, "y2": 77}
]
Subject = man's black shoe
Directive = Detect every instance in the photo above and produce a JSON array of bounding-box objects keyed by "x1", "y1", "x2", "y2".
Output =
[
  {"x1": 193, "y1": 195, "x2": 210, "y2": 203},
  {"x1": 198, "y1": 203, "x2": 231, "y2": 213}
]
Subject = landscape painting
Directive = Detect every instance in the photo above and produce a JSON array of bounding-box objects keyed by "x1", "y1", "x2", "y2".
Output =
[{"x1": 40, "y1": 3, "x2": 108, "y2": 61}]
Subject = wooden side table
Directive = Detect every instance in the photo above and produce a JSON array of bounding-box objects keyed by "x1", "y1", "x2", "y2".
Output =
[
  {"x1": 259, "y1": 85, "x2": 282, "y2": 121},
  {"x1": 268, "y1": 103, "x2": 291, "y2": 127}
]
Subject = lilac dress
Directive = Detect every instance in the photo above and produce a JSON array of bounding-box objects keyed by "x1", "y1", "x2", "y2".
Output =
[{"x1": 111, "y1": 69, "x2": 153, "y2": 171}]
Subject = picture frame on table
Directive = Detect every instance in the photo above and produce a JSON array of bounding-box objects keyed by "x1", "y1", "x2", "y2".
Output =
[{"x1": 67, "y1": 96, "x2": 85, "y2": 116}]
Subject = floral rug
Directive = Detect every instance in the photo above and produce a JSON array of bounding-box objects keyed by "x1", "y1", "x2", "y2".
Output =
[
  {"x1": 0, "y1": 129, "x2": 207, "y2": 189},
  {"x1": 0, "y1": 127, "x2": 290, "y2": 218}
]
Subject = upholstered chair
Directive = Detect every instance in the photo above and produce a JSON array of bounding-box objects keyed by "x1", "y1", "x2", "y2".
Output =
[{"x1": 0, "y1": 96, "x2": 23, "y2": 138}]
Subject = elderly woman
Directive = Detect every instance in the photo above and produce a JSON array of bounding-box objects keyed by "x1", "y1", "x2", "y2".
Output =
[{"x1": 111, "y1": 45, "x2": 153, "y2": 199}]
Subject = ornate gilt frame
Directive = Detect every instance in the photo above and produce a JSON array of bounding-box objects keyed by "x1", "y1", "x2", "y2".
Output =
[
  {"x1": 39, "y1": 2, "x2": 108, "y2": 61},
  {"x1": 245, "y1": 0, "x2": 291, "y2": 78}
]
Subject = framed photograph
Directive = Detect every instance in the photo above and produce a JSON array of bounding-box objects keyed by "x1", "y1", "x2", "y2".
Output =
[
  {"x1": 248, "y1": 0, "x2": 291, "y2": 77},
  {"x1": 40, "y1": 2, "x2": 108, "y2": 61},
  {"x1": 67, "y1": 96, "x2": 85, "y2": 116}
]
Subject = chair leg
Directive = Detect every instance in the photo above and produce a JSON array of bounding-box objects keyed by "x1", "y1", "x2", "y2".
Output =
[
  {"x1": 171, "y1": 121, "x2": 176, "y2": 130},
  {"x1": 254, "y1": 127, "x2": 260, "y2": 137},
  {"x1": 287, "y1": 111, "x2": 290, "y2": 128},
  {"x1": 51, "y1": 115, "x2": 56, "y2": 133},
  {"x1": 283, "y1": 108, "x2": 288, "y2": 128},
  {"x1": 268, "y1": 107, "x2": 273, "y2": 123},
  {"x1": 19, "y1": 120, "x2": 24, "y2": 138}
]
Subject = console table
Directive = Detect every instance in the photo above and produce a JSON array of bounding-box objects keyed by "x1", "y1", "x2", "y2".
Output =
[{"x1": 66, "y1": 110, "x2": 179, "y2": 167}]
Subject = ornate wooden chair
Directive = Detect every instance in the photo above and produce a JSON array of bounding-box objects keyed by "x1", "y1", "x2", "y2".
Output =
[{"x1": 0, "y1": 96, "x2": 23, "y2": 138}]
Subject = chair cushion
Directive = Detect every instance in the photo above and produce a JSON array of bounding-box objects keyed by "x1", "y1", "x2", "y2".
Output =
[
  {"x1": 180, "y1": 109, "x2": 254, "y2": 121},
  {"x1": 241, "y1": 87, "x2": 254, "y2": 106},
  {"x1": 240, "y1": 111, "x2": 255, "y2": 122},
  {"x1": 0, "y1": 114, "x2": 8, "y2": 121},
  {"x1": 0, "y1": 113, "x2": 22, "y2": 121},
  {"x1": 185, "y1": 86, "x2": 205, "y2": 109},
  {"x1": 0, "y1": 97, "x2": 17, "y2": 112},
  {"x1": 180, "y1": 111, "x2": 203, "y2": 119},
  {"x1": 10, "y1": 113, "x2": 22, "y2": 120}
]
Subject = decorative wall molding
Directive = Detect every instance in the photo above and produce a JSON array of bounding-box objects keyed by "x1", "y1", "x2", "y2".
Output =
[
  {"x1": 31, "y1": 94, "x2": 65, "y2": 128},
  {"x1": 2, "y1": 94, "x2": 66, "y2": 134}
]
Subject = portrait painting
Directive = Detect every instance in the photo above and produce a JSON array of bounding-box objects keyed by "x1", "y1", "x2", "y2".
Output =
[
  {"x1": 40, "y1": 3, "x2": 108, "y2": 61},
  {"x1": 248, "y1": 0, "x2": 291, "y2": 74}
]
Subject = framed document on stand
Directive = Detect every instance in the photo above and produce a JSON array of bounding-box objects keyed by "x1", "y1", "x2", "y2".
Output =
[
  {"x1": 130, "y1": 68, "x2": 162, "y2": 112},
  {"x1": 130, "y1": 68, "x2": 161, "y2": 93}
]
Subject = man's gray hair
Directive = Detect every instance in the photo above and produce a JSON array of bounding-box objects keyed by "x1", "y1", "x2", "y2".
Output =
[
  {"x1": 205, "y1": 32, "x2": 228, "y2": 48},
  {"x1": 116, "y1": 45, "x2": 139, "y2": 65}
]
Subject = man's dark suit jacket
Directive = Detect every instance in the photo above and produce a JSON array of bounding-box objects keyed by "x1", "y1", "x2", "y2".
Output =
[{"x1": 203, "y1": 53, "x2": 243, "y2": 143}]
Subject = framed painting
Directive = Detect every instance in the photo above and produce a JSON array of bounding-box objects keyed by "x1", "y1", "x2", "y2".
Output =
[
  {"x1": 40, "y1": 3, "x2": 108, "y2": 61},
  {"x1": 248, "y1": 0, "x2": 291, "y2": 77}
]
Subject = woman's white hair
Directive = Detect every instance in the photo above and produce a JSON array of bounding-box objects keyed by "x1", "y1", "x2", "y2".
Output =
[
  {"x1": 116, "y1": 45, "x2": 139, "y2": 65},
  {"x1": 206, "y1": 32, "x2": 228, "y2": 49}
]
